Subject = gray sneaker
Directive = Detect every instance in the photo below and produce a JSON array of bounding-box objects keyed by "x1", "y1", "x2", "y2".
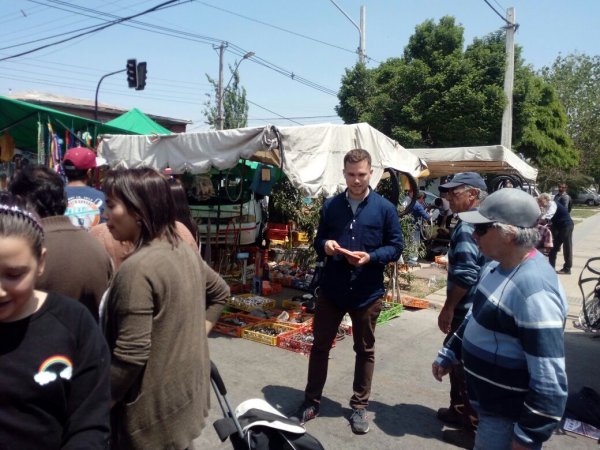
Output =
[
  {"x1": 292, "y1": 402, "x2": 319, "y2": 425},
  {"x1": 349, "y1": 407, "x2": 369, "y2": 434}
]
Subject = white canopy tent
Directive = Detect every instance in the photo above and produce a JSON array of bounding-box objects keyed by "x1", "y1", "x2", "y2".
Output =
[
  {"x1": 407, "y1": 145, "x2": 538, "y2": 181},
  {"x1": 98, "y1": 122, "x2": 425, "y2": 198}
]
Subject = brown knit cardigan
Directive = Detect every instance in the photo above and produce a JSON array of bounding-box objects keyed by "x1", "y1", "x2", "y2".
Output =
[{"x1": 104, "y1": 239, "x2": 228, "y2": 449}]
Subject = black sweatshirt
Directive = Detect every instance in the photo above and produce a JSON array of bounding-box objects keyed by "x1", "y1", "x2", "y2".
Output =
[{"x1": 0, "y1": 292, "x2": 110, "y2": 449}]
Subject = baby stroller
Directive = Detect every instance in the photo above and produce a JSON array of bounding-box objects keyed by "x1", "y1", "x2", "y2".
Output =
[
  {"x1": 210, "y1": 361, "x2": 325, "y2": 450},
  {"x1": 573, "y1": 256, "x2": 600, "y2": 333}
]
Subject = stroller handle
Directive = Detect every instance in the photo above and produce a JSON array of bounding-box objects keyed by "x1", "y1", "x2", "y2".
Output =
[{"x1": 210, "y1": 360, "x2": 227, "y2": 396}]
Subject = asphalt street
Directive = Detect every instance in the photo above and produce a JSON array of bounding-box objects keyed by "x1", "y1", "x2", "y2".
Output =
[{"x1": 193, "y1": 210, "x2": 600, "y2": 450}]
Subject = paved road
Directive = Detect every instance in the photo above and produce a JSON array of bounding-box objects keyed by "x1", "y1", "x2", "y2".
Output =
[{"x1": 193, "y1": 212, "x2": 600, "y2": 449}]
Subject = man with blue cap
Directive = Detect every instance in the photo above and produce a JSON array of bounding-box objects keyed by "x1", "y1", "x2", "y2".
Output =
[{"x1": 435, "y1": 172, "x2": 488, "y2": 445}]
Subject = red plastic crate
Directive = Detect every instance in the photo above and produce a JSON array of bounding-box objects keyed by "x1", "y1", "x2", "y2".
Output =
[
  {"x1": 266, "y1": 223, "x2": 289, "y2": 241},
  {"x1": 278, "y1": 327, "x2": 336, "y2": 356}
]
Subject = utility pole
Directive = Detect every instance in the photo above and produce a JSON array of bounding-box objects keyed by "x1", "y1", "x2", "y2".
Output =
[
  {"x1": 216, "y1": 42, "x2": 227, "y2": 131},
  {"x1": 359, "y1": 5, "x2": 366, "y2": 64},
  {"x1": 501, "y1": 7, "x2": 517, "y2": 149},
  {"x1": 330, "y1": 1, "x2": 366, "y2": 64}
]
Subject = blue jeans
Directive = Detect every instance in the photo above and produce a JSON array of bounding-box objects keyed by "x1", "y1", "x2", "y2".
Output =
[{"x1": 474, "y1": 410, "x2": 541, "y2": 450}]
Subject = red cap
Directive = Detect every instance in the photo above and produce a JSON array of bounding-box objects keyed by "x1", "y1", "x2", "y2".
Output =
[{"x1": 63, "y1": 147, "x2": 98, "y2": 170}]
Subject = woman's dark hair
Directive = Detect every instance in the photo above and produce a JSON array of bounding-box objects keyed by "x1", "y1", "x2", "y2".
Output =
[
  {"x1": 8, "y1": 165, "x2": 68, "y2": 217},
  {"x1": 103, "y1": 168, "x2": 178, "y2": 251},
  {"x1": 0, "y1": 192, "x2": 45, "y2": 259},
  {"x1": 168, "y1": 177, "x2": 199, "y2": 244}
]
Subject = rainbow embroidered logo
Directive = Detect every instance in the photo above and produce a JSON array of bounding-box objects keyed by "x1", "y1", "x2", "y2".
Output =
[{"x1": 33, "y1": 355, "x2": 73, "y2": 386}]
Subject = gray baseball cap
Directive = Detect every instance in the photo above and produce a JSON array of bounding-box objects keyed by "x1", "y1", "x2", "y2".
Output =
[
  {"x1": 439, "y1": 172, "x2": 487, "y2": 191},
  {"x1": 458, "y1": 188, "x2": 541, "y2": 228}
]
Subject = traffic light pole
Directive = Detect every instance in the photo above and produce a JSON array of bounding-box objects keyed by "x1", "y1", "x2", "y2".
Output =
[{"x1": 94, "y1": 69, "x2": 126, "y2": 122}]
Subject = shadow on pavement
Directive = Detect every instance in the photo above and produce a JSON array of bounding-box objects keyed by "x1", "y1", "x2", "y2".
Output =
[
  {"x1": 564, "y1": 331, "x2": 600, "y2": 394},
  {"x1": 368, "y1": 401, "x2": 443, "y2": 438},
  {"x1": 261, "y1": 385, "x2": 344, "y2": 419}
]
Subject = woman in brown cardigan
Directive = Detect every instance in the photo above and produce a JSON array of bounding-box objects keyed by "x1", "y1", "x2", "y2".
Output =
[{"x1": 102, "y1": 168, "x2": 229, "y2": 449}]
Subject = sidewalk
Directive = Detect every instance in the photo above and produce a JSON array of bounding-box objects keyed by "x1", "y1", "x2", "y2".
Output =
[{"x1": 193, "y1": 212, "x2": 600, "y2": 450}]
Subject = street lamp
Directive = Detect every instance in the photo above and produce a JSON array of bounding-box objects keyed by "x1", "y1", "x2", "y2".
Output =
[
  {"x1": 329, "y1": 0, "x2": 365, "y2": 64},
  {"x1": 217, "y1": 50, "x2": 254, "y2": 130}
]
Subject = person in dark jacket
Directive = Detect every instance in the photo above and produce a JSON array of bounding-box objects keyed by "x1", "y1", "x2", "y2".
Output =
[
  {"x1": 539, "y1": 193, "x2": 574, "y2": 274},
  {"x1": 407, "y1": 191, "x2": 431, "y2": 263},
  {"x1": 554, "y1": 183, "x2": 573, "y2": 212},
  {"x1": 292, "y1": 149, "x2": 403, "y2": 435}
]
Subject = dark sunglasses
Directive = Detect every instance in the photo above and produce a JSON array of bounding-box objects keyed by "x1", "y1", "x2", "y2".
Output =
[{"x1": 473, "y1": 222, "x2": 496, "y2": 236}]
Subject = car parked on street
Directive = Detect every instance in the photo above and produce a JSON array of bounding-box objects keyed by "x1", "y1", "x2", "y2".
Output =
[{"x1": 574, "y1": 188, "x2": 600, "y2": 206}]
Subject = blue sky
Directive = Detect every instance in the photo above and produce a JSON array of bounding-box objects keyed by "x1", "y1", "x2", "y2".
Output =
[{"x1": 0, "y1": 0, "x2": 598, "y2": 132}]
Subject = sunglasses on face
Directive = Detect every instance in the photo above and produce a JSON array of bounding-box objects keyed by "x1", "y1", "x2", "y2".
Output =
[
  {"x1": 473, "y1": 222, "x2": 496, "y2": 236},
  {"x1": 448, "y1": 187, "x2": 468, "y2": 196}
]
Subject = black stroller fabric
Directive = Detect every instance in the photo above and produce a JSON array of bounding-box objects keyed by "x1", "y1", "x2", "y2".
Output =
[
  {"x1": 565, "y1": 386, "x2": 600, "y2": 429},
  {"x1": 231, "y1": 408, "x2": 324, "y2": 450},
  {"x1": 211, "y1": 361, "x2": 325, "y2": 450}
]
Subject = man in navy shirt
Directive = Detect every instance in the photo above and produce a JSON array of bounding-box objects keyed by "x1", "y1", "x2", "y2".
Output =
[{"x1": 292, "y1": 149, "x2": 403, "y2": 435}]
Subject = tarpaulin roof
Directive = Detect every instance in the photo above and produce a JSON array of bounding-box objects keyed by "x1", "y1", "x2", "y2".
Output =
[
  {"x1": 99, "y1": 122, "x2": 426, "y2": 198},
  {"x1": 407, "y1": 145, "x2": 538, "y2": 181},
  {"x1": 106, "y1": 108, "x2": 172, "y2": 135},
  {"x1": 0, "y1": 95, "x2": 135, "y2": 153}
]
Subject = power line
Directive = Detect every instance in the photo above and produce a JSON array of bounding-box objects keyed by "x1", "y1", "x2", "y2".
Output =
[
  {"x1": 248, "y1": 115, "x2": 339, "y2": 121},
  {"x1": 481, "y1": 0, "x2": 515, "y2": 26},
  {"x1": 0, "y1": 0, "x2": 184, "y2": 62},
  {"x1": 245, "y1": 99, "x2": 304, "y2": 126},
  {"x1": 194, "y1": 0, "x2": 357, "y2": 56},
  {"x1": 491, "y1": 0, "x2": 507, "y2": 12},
  {"x1": 22, "y1": 0, "x2": 338, "y2": 97}
]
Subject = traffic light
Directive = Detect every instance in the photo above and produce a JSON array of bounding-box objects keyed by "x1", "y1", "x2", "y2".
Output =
[
  {"x1": 136, "y1": 62, "x2": 147, "y2": 91},
  {"x1": 126, "y1": 59, "x2": 137, "y2": 88}
]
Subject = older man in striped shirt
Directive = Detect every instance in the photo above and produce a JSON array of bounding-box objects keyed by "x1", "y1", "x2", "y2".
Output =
[{"x1": 433, "y1": 188, "x2": 568, "y2": 450}]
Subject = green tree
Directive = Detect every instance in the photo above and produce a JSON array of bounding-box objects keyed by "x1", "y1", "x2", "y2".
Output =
[
  {"x1": 514, "y1": 75, "x2": 577, "y2": 168},
  {"x1": 541, "y1": 53, "x2": 600, "y2": 183},
  {"x1": 336, "y1": 17, "x2": 576, "y2": 170},
  {"x1": 203, "y1": 65, "x2": 249, "y2": 129}
]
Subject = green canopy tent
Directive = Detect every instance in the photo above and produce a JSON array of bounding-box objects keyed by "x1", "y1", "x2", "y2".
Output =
[
  {"x1": 106, "y1": 107, "x2": 173, "y2": 135},
  {"x1": 0, "y1": 95, "x2": 136, "y2": 159}
]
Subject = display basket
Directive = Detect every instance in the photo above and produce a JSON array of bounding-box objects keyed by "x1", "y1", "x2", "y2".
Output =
[
  {"x1": 213, "y1": 313, "x2": 265, "y2": 338},
  {"x1": 241, "y1": 321, "x2": 297, "y2": 346},
  {"x1": 377, "y1": 301, "x2": 403, "y2": 324},
  {"x1": 292, "y1": 231, "x2": 310, "y2": 246},
  {"x1": 266, "y1": 223, "x2": 289, "y2": 241},
  {"x1": 275, "y1": 311, "x2": 313, "y2": 328},
  {"x1": 278, "y1": 327, "x2": 336, "y2": 355},
  {"x1": 401, "y1": 295, "x2": 430, "y2": 309},
  {"x1": 226, "y1": 294, "x2": 276, "y2": 312},
  {"x1": 281, "y1": 299, "x2": 304, "y2": 310}
]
